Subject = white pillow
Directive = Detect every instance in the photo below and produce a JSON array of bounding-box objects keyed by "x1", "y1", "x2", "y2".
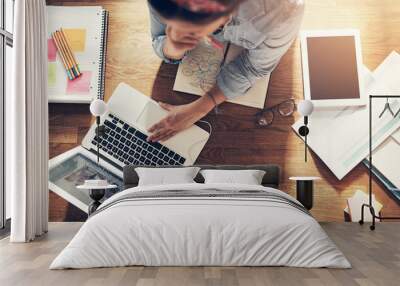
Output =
[
  {"x1": 135, "y1": 167, "x2": 201, "y2": 186},
  {"x1": 200, "y1": 169, "x2": 266, "y2": 185}
]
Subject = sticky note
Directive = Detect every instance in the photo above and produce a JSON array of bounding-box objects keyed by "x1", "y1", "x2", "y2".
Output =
[
  {"x1": 66, "y1": 71, "x2": 92, "y2": 94},
  {"x1": 63, "y1": 29, "x2": 86, "y2": 52},
  {"x1": 48, "y1": 63, "x2": 57, "y2": 87},
  {"x1": 48, "y1": 38, "x2": 57, "y2": 61}
]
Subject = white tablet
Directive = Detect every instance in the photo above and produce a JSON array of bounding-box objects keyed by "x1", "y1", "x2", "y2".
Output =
[
  {"x1": 300, "y1": 30, "x2": 366, "y2": 107},
  {"x1": 48, "y1": 146, "x2": 123, "y2": 213}
]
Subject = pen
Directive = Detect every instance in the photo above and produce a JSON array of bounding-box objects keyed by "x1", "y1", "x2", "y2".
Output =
[{"x1": 220, "y1": 41, "x2": 230, "y2": 67}]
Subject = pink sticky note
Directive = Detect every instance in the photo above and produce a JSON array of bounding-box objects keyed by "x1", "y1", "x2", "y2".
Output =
[
  {"x1": 66, "y1": 71, "x2": 92, "y2": 94},
  {"x1": 48, "y1": 39, "x2": 57, "y2": 62}
]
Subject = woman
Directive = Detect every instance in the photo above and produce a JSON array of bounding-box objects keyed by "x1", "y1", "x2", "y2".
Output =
[{"x1": 147, "y1": 0, "x2": 304, "y2": 142}]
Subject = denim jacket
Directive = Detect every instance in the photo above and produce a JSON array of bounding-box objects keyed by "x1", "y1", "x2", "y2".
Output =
[{"x1": 149, "y1": 0, "x2": 305, "y2": 99}]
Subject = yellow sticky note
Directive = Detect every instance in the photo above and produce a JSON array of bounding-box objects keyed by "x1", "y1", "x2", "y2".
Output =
[
  {"x1": 48, "y1": 63, "x2": 56, "y2": 87},
  {"x1": 64, "y1": 29, "x2": 86, "y2": 52}
]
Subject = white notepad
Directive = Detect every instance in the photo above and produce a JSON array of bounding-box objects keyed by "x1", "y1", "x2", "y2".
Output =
[
  {"x1": 173, "y1": 41, "x2": 270, "y2": 109},
  {"x1": 47, "y1": 6, "x2": 108, "y2": 103}
]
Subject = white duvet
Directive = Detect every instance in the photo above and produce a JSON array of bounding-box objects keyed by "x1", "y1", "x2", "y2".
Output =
[{"x1": 50, "y1": 183, "x2": 351, "y2": 269}]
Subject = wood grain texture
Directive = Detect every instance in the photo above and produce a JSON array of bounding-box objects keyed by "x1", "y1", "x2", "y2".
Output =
[
  {"x1": 1, "y1": 222, "x2": 400, "y2": 286},
  {"x1": 46, "y1": 0, "x2": 400, "y2": 221}
]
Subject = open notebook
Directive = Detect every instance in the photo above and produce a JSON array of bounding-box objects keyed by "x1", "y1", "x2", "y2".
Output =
[
  {"x1": 173, "y1": 41, "x2": 270, "y2": 109},
  {"x1": 47, "y1": 6, "x2": 109, "y2": 103}
]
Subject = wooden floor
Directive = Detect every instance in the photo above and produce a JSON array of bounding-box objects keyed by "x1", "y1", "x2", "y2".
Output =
[
  {"x1": 47, "y1": 0, "x2": 400, "y2": 222},
  {"x1": 0, "y1": 222, "x2": 399, "y2": 286}
]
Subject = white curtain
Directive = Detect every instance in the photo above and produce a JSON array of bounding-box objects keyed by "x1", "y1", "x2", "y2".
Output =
[{"x1": 8, "y1": 0, "x2": 49, "y2": 242}]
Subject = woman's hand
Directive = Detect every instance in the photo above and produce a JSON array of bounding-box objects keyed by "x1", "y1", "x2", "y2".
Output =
[
  {"x1": 147, "y1": 101, "x2": 207, "y2": 142},
  {"x1": 148, "y1": 87, "x2": 227, "y2": 142},
  {"x1": 163, "y1": 26, "x2": 200, "y2": 60},
  {"x1": 148, "y1": 86, "x2": 226, "y2": 142}
]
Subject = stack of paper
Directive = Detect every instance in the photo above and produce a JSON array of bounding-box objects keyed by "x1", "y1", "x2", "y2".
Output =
[
  {"x1": 344, "y1": 190, "x2": 382, "y2": 222},
  {"x1": 292, "y1": 51, "x2": 400, "y2": 180}
]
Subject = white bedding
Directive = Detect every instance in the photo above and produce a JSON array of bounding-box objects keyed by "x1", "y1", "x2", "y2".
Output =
[{"x1": 50, "y1": 183, "x2": 351, "y2": 269}]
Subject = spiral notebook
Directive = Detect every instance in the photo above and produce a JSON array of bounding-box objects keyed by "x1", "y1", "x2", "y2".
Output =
[{"x1": 47, "y1": 6, "x2": 109, "y2": 103}]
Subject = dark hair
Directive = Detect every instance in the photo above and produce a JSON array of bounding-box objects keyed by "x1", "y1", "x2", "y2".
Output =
[{"x1": 148, "y1": 0, "x2": 242, "y2": 24}]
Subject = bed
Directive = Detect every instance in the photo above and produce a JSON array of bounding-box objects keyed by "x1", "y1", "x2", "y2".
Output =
[{"x1": 50, "y1": 165, "x2": 351, "y2": 269}]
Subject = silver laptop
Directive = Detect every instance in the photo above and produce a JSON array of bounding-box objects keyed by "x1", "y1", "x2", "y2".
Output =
[{"x1": 82, "y1": 82, "x2": 210, "y2": 169}]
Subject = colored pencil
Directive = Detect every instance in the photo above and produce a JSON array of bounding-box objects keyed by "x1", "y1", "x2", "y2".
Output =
[
  {"x1": 60, "y1": 28, "x2": 81, "y2": 74},
  {"x1": 59, "y1": 29, "x2": 81, "y2": 76},
  {"x1": 54, "y1": 30, "x2": 79, "y2": 78},
  {"x1": 51, "y1": 32, "x2": 74, "y2": 80},
  {"x1": 53, "y1": 31, "x2": 76, "y2": 79}
]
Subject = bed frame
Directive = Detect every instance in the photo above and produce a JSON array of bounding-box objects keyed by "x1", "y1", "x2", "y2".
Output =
[{"x1": 123, "y1": 165, "x2": 281, "y2": 189}]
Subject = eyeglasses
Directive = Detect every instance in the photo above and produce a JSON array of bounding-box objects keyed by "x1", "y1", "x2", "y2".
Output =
[{"x1": 255, "y1": 99, "x2": 296, "y2": 127}]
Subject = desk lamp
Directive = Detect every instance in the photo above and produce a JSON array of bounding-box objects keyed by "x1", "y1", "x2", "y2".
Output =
[
  {"x1": 90, "y1": 99, "x2": 108, "y2": 163},
  {"x1": 78, "y1": 99, "x2": 116, "y2": 216},
  {"x1": 298, "y1": 100, "x2": 314, "y2": 162}
]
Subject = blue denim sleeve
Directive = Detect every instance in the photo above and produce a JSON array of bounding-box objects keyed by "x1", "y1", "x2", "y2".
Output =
[
  {"x1": 148, "y1": 5, "x2": 181, "y2": 64},
  {"x1": 216, "y1": 4, "x2": 304, "y2": 99}
]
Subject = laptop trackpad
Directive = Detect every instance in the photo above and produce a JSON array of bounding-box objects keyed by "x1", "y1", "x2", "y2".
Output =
[{"x1": 136, "y1": 101, "x2": 169, "y2": 131}]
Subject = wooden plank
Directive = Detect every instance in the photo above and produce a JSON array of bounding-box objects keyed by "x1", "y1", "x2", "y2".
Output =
[{"x1": 0, "y1": 223, "x2": 400, "y2": 285}]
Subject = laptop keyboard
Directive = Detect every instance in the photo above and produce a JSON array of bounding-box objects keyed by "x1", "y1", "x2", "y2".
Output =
[{"x1": 91, "y1": 113, "x2": 186, "y2": 167}]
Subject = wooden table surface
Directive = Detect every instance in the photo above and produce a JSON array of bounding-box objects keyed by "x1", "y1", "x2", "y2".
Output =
[{"x1": 48, "y1": 0, "x2": 400, "y2": 221}]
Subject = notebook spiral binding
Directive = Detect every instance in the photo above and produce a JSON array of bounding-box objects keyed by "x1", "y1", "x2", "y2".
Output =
[{"x1": 98, "y1": 9, "x2": 109, "y2": 100}]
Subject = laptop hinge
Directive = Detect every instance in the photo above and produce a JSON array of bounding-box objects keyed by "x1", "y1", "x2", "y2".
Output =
[{"x1": 87, "y1": 148, "x2": 124, "y2": 171}]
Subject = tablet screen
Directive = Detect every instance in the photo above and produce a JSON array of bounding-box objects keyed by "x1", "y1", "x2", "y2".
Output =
[{"x1": 306, "y1": 36, "x2": 360, "y2": 100}]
